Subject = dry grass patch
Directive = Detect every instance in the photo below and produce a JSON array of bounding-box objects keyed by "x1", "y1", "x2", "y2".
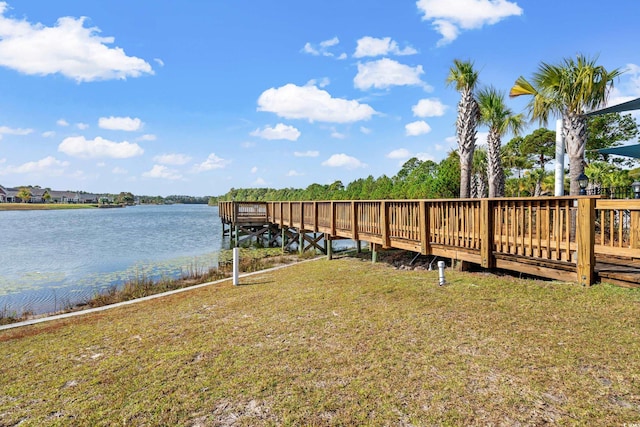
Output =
[{"x1": 1, "y1": 257, "x2": 639, "y2": 425}]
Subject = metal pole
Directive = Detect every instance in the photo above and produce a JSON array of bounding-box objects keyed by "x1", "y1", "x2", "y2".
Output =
[
  {"x1": 554, "y1": 118, "x2": 565, "y2": 196},
  {"x1": 232, "y1": 247, "x2": 239, "y2": 286}
]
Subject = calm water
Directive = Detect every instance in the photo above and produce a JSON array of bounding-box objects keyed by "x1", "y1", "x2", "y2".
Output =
[{"x1": 0, "y1": 204, "x2": 227, "y2": 314}]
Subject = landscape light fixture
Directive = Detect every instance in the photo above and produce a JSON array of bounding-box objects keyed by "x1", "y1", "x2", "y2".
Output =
[
  {"x1": 577, "y1": 173, "x2": 589, "y2": 196},
  {"x1": 632, "y1": 181, "x2": 640, "y2": 199}
]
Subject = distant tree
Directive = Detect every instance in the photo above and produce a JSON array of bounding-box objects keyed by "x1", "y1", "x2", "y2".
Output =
[
  {"x1": 17, "y1": 187, "x2": 31, "y2": 203},
  {"x1": 446, "y1": 59, "x2": 480, "y2": 198},
  {"x1": 502, "y1": 136, "x2": 532, "y2": 178},
  {"x1": 586, "y1": 112, "x2": 639, "y2": 166},
  {"x1": 471, "y1": 147, "x2": 488, "y2": 198},
  {"x1": 43, "y1": 191, "x2": 51, "y2": 204},
  {"x1": 433, "y1": 151, "x2": 461, "y2": 198},
  {"x1": 115, "y1": 192, "x2": 135, "y2": 205}
]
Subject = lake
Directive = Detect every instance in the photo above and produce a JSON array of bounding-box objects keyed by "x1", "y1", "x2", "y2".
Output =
[{"x1": 0, "y1": 204, "x2": 228, "y2": 315}]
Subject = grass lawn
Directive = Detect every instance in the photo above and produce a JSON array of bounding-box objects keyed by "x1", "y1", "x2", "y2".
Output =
[
  {"x1": 0, "y1": 203, "x2": 97, "y2": 211},
  {"x1": 1, "y1": 257, "x2": 639, "y2": 425}
]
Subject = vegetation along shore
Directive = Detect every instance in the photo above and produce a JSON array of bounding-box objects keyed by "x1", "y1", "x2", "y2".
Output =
[
  {"x1": 1, "y1": 256, "x2": 639, "y2": 425},
  {"x1": 0, "y1": 248, "x2": 311, "y2": 326}
]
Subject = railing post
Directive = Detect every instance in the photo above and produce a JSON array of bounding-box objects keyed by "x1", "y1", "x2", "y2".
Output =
[
  {"x1": 299, "y1": 202, "x2": 304, "y2": 230},
  {"x1": 351, "y1": 201, "x2": 359, "y2": 242},
  {"x1": 577, "y1": 198, "x2": 595, "y2": 286},
  {"x1": 480, "y1": 199, "x2": 494, "y2": 268},
  {"x1": 419, "y1": 200, "x2": 430, "y2": 255},
  {"x1": 330, "y1": 201, "x2": 336, "y2": 236},
  {"x1": 631, "y1": 210, "x2": 640, "y2": 249},
  {"x1": 313, "y1": 201, "x2": 318, "y2": 232},
  {"x1": 288, "y1": 202, "x2": 293, "y2": 228},
  {"x1": 233, "y1": 201, "x2": 239, "y2": 224},
  {"x1": 380, "y1": 201, "x2": 389, "y2": 248}
]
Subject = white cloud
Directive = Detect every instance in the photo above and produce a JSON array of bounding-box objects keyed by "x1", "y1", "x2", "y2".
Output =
[
  {"x1": 96, "y1": 162, "x2": 106, "y2": 167},
  {"x1": 253, "y1": 177, "x2": 267, "y2": 186},
  {"x1": 306, "y1": 77, "x2": 330, "y2": 88},
  {"x1": 112, "y1": 166, "x2": 127, "y2": 174},
  {"x1": 98, "y1": 116, "x2": 143, "y2": 131},
  {"x1": 608, "y1": 63, "x2": 640, "y2": 106},
  {"x1": 143, "y1": 164, "x2": 183, "y2": 180},
  {"x1": 192, "y1": 153, "x2": 230, "y2": 172},
  {"x1": 257, "y1": 83, "x2": 376, "y2": 123},
  {"x1": 0, "y1": 126, "x2": 33, "y2": 139},
  {"x1": 153, "y1": 153, "x2": 192, "y2": 165},
  {"x1": 58, "y1": 136, "x2": 144, "y2": 158},
  {"x1": 294, "y1": 150, "x2": 319, "y2": 157},
  {"x1": 57, "y1": 119, "x2": 69, "y2": 127},
  {"x1": 412, "y1": 98, "x2": 448, "y2": 117},
  {"x1": 250, "y1": 123, "x2": 301, "y2": 141},
  {"x1": 302, "y1": 37, "x2": 340, "y2": 57},
  {"x1": 0, "y1": 155, "x2": 69, "y2": 176},
  {"x1": 76, "y1": 122, "x2": 89, "y2": 130},
  {"x1": 354, "y1": 36, "x2": 417, "y2": 58},
  {"x1": 241, "y1": 141, "x2": 256, "y2": 148},
  {"x1": 287, "y1": 169, "x2": 303, "y2": 176},
  {"x1": 360, "y1": 126, "x2": 372, "y2": 135},
  {"x1": 337, "y1": 53, "x2": 347, "y2": 60},
  {"x1": 0, "y1": 3, "x2": 153, "y2": 82},
  {"x1": 386, "y1": 148, "x2": 411, "y2": 159},
  {"x1": 354, "y1": 58, "x2": 428, "y2": 91},
  {"x1": 42, "y1": 130, "x2": 55, "y2": 138},
  {"x1": 405, "y1": 120, "x2": 432, "y2": 136},
  {"x1": 416, "y1": 0, "x2": 523, "y2": 46},
  {"x1": 154, "y1": 58, "x2": 164, "y2": 67},
  {"x1": 250, "y1": 166, "x2": 258, "y2": 174},
  {"x1": 322, "y1": 153, "x2": 367, "y2": 169},
  {"x1": 137, "y1": 134, "x2": 157, "y2": 141},
  {"x1": 331, "y1": 130, "x2": 346, "y2": 139},
  {"x1": 302, "y1": 42, "x2": 319, "y2": 56},
  {"x1": 416, "y1": 152, "x2": 436, "y2": 161}
]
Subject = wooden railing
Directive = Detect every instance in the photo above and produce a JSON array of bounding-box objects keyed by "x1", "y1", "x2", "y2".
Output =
[{"x1": 219, "y1": 197, "x2": 640, "y2": 286}]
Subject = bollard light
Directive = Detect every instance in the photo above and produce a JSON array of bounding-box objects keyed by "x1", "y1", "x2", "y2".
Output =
[
  {"x1": 233, "y1": 247, "x2": 239, "y2": 286},
  {"x1": 632, "y1": 181, "x2": 640, "y2": 199},
  {"x1": 577, "y1": 173, "x2": 589, "y2": 196},
  {"x1": 437, "y1": 261, "x2": 446, "y2": 286}
]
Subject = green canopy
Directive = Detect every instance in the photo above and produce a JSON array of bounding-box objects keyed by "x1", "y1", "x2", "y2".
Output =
[
  {"x1": 584, "y1": 97, "x2": 640, "y2": 116},
  {"x1": 596, "y1": 143, "x2": 640, "y2": 159}
]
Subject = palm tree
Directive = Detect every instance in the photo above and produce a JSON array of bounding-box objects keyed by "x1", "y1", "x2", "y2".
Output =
[
  {"x1": 446, "y1": 60, "x2": 480, "y2": 198},
  {"x1": 477, "y1": 87, "x2": 524, "y2": 197},
  {"x1": 510, "y1": 54, "x2": 621, "y2": 195}
]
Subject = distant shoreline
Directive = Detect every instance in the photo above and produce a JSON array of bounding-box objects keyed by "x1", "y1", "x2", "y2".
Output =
[{"x1": 0, "y1": 203, "x2": 98, "y2": 211}]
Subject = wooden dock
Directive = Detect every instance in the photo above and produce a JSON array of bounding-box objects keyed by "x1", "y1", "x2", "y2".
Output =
[{"x1": 219, "y1": 197, "x2": 640, "y2": 287}]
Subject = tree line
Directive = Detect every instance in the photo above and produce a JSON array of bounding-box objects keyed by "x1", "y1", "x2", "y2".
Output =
[{"x1": 211, "y1": 112, "x2": 638, "y2": 204}]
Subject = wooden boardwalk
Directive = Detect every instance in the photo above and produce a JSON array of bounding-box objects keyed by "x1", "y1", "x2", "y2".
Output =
[{"x1": 219, "y1": 197, "x2": 640, "y2": 287}]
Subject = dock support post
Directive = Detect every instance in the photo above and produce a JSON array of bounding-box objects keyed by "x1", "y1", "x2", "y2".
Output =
[
  {"x1": 326, "y1": 234, "x2": 333, "y2": 260},
  {"x1": 281, "y1": 227, "x2": 285, "y2": 252},
  {"x1": 372, "y1": 243, "x2": 378, "y2": 263},
  {"x1": 356, "y1": 240, "x2": 362, "y2": 253},
  {"x1": 299, "y1": 230, "x2": 304, "y2": 254}
]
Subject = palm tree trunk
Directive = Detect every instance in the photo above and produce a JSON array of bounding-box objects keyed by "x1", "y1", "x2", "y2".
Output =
[
  {"x1": 457, "y1": 89, "x2": 478, "y2": 198},
  {"x1": 563, "y1": 112, "x2": 587, "y2": 196},
  {"x1": 486, "y1": 129, "x2": 505, "y2": 198}
]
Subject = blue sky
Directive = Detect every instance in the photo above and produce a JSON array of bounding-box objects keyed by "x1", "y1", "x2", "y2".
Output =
[{"x1": 0, "y1": 0, "x2": 639, "y2": 197}]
